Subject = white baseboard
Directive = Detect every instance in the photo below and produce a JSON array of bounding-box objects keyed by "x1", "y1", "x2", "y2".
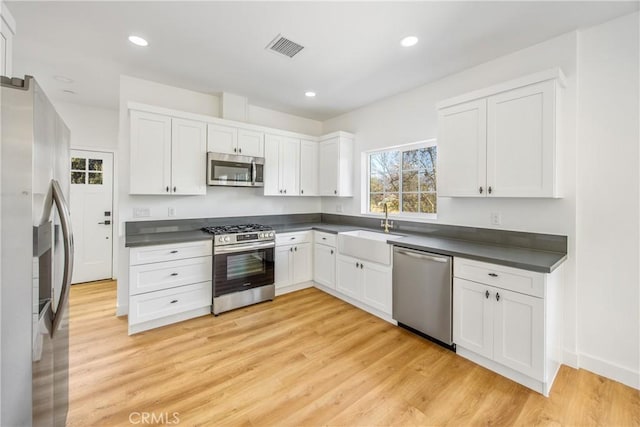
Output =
[
  {"x1": 313, "y1": 282, "x2": 396, "y2": 325},
  {"x1": 275, "y1": 281, "x2": 313, "y2": 296},
  {"x1": 116, "y1": 304, "x2": 128, "y2": 317},
  {"x1": 578, "y1": 352, "x2": 640, "y2": 390},
  {"x1": 562, "y1": 350, "x2": 579, "y2": 369}
]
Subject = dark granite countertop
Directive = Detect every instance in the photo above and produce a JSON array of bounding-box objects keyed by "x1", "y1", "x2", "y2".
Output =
[
  {"x1": 125, "y1": 230, "x2": 212, "y2": 248},
  {"x1": 125, "y1": 219, "x2": 566, "y2": 273}
]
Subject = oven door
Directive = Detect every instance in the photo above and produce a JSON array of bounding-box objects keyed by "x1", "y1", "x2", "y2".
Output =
[
  {"x1": 207, "y1": 152, "x2": 264, "y2": 187},
  {"x1": 213, "y1": 241, "x2": 275, "y2": 297}
]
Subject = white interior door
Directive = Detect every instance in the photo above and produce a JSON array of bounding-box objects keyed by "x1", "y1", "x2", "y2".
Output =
[{"x1": 70, "y1": 150, "x2": 113, "y2": 284}]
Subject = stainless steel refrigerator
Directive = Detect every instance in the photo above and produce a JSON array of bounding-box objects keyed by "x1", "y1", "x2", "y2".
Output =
[{"x1": 1, "y1": 75, "x2": 74, "y2": 426}]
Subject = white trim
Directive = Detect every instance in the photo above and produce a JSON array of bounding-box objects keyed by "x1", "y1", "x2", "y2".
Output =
[
  {"x1": 578, "y1": 353, "x2": 640, "y2": 390},
  {"x1": 1, "y1": 2, "x2": 16, "y2": 35},
  {"x1": 128, "y1": 306, "x2": 210, "y2": 335},
  {"x1": 563, "y1": 350, "x2": 579, "y2": 369},
  {"x1": 275, "y1": 281, "x2": 313, "y2": 296},
  {"x1": 438, "y1": 67, "x2": 567, "y2": 109},
  {"x1": 127, "y1": 101, "x2": 354, "y2": 142},
  {"x1": 313, "y1": 282, "x2": 397, "y2": 325}
]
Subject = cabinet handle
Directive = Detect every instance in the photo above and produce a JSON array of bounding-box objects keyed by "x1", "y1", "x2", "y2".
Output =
[
  {"x1": 479, "y1": 186, "x2": 483, "y2": 194},
  {"x1": 330, "y1": 250, "x2": 334, "y2": 255},
  {"x1": 279, "y1": 190, "x2": 283, "y2": 194},
  {"x1": 170, "y1": 273, "x2": 178, "y2": 276},
  {"x1": 166, "y1": 186, "x2": 170, "y2": 192},
  {"x1": 488, "y1": 186, "x2": 493, "y2": 194},
  {"x1": 290, "y1": 237, "x2": 295, "y2": 240},
  {"x1": 488, "y1": 273, "x2": 498, "y2": 277},
  {"x1": 233, "y1": 147, "x2": 237, "y2": 153},
  {"x1": 290, "y1": 247, "x2": 293, "y2": 252},
  {"x1": 301, "y1": 189, "x2": 304, "y2": 194},
  {"x1": 485, "y1": 290, "x2": 490, "y2": 299},
  {"x1": 334, "y1": 190, "x2": 337, "y2": 195},
  {"x1": 322, "y1": 237, "x2": 326, "y2": 240},
  {"x1": 360, "y1": 263, "x2": 364, "y2": 269},
  {"x1": 170, "y1": 250, "x2": 178, "y2": 254},
  {"x1": 170, "y1": 300, "x2": 178, "y2": 304},
  {"x1": 284, "y1": 189, "x2": 287, "y2": 194},
  {"x1": 356, "y1": 262, "x2": 360, "y2": 268},
  {"x1": 173, "y1": 186, "x2": 177, "y2": 192},
  {"x1": 294, "y1": 246, "x2": 297, "y2": 252},
  {"x1": 238, "y1": 148, "x2": 242, "y2": 154},
  {"x1": 496, "y1": 292, "x2": 500, "y2": 302}
]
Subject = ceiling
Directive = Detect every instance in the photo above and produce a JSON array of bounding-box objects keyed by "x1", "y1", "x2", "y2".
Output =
[{"x1": 8, "y1": 1, "x2": 638, "y2": 121}]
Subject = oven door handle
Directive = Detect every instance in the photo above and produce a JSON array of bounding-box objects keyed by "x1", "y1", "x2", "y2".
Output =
[{"x1": 214, "y1": 241, "x2": 275, "y2": 254}]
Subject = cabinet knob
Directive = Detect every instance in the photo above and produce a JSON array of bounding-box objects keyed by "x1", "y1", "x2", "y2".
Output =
[
  {"x1": 170, "y1": 272, "x2": 178, "y2": 276},
  {"x1": 238, "y1": 148, "x2": 242, "y2": 154},
  {"x1": 496, "y1": 292, "x2": 500, "y2": 302},
  {"x1": 170, "y1": 250, "x2": 178, "y2": 254},
  {"x1": 479, "y1": 186, "x2": 483, "y2": 194},
  {"x1": 356, "y1": 262, "x2": 360, "y2": 268},
  {"x1": 485, "y1": 290, "x2": 490, "y2": 299},
  {"x1": 284, "y1": 189, "x2": 287, "y2": 194},
  {"x1": 301, "y1": 189, "x2": 304, "y2": 194},
  {"x1": 166, "y1": 186, "x2": 170, "y2": 192},
  {"x1": 488, "y1": 273, "x2": 498, "y2": 277},
  {"x1": 330, "y1": 250, "x2": 334, "y2": 255},
  {"x1": 360, "y1": 263, "x2": 364, "y2": 269},
  {"x1": 290, "y1": 247, "x2": 293, "y2": 252},
  {"x1": 170, "y1": 299, "x2": 178, "y2": 304},
  {"x1": 233, "y1": 147, "x2": 237, "y2": 153},
  {"x1": 173, "y1": 186, "x2": 177, "y2": 192},
  {"x1": 294, "y1": 246, "x2": 297, "y2": 252},
  {"x1": 334, "y1": 190, "x2": 337, "y2": 195},
  {"x1": 488, "y1": 186, "x2": 493, "y2": 194}
]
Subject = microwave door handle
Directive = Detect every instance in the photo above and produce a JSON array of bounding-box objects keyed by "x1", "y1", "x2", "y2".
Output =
[
  {"x1": 51, "y1": 179, "x2": 74, "y2": 337},
  {"x1": 252, "y1": 160, "x2": 257, "y2": 185}
]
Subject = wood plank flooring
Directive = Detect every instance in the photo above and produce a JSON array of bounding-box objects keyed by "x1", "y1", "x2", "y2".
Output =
[{"x1": 67, "y1": 281, "x2": 639, "y2": 426}]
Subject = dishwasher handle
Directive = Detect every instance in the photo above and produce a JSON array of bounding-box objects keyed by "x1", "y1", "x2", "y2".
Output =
[{"x1": 395, "y1": 249, "x2": 449, "y2": 263}]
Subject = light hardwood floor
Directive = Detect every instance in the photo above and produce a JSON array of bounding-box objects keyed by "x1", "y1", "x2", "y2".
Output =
[{"x1": 67, "y1": 281, "x2": 639, "y2": 426}]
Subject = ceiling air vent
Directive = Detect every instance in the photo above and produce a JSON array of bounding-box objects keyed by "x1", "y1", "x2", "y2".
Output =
[{"x1": 266, "y1": 34, "x2": 304, "y2": 59}]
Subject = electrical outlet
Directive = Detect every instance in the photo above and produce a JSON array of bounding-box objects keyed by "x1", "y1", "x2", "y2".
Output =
[
  {"x1": 133, "y1": 207, "x2": 150, "y2": 218},
  {"x1": 491, "y1": 211, "x2": 502, "y2": 225},
  {"x1": 336, "y1": 204, "x2": 343, "y2": 213},
  {"x1": 168, "y1": 207, "x2": 176, "y2": 217}
]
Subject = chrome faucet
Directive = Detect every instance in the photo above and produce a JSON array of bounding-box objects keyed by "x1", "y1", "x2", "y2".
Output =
[{"x1": 381, "y1": 202, "x2": 394, "y2": 233}]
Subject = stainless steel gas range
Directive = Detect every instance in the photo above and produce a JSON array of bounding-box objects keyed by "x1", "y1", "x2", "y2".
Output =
[{"x1": 202, "y1": 224, "x2": 276, "y2": 315}]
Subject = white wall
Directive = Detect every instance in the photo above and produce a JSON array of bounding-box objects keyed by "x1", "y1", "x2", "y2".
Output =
[
  {"x1": 116, "y1": 75, "x2": 322, "y2": 313},
  {"x1": 54, "y1": 101, "x2": 118, "y2": 150},
  {"x1": 576, "y1": 12, "x2": 639, "y2": 389},
  {"x1": 322, "y1": 30, "x2": 580, "y2": 365}
]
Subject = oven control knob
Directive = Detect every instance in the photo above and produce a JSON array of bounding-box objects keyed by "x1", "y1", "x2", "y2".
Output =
[
  {"x1": 224, "y1": 236, "x2": 230, "y2": 243},
  {"x1": 218, "y1": 237, "x2": 224, "y2": 242},
  {"x1": 258, "y1": 233, "x2": 263, "y2": 238},
  {"x1": 269, "y1": 232, "x2": 275, "y2": 237}
]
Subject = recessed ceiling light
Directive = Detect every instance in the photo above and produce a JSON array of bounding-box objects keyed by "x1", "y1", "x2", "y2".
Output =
[
  {"x1": 305, "y1": 91, "x2": 316, "y2": 98},
  {"x1": 54, "y1": 75, "x2": 73, "y2": 83},
  {"x1": 400, "y1": 36, "x2": 419, "y2": 47},
  {"x1": 62, "y1": 89, "x2": 76, "y2": 95},
  {"x1": 128, "y1": 35, "x2": 149, "y2": 47}
]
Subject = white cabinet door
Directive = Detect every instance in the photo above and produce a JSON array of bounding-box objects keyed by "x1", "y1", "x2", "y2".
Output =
[
  {"x1": 280, "y1": 137, "x2": 300, "y2": 196},
  {"x1": 263, "y1": 134, "x2": 281, "y2": 196},
  {"x1": 336, "y1": 255, "x2": 361, "y2": 300},
  {"x1": 438, "y1": 99, "x2": 487, "y2": 197},
  {"x1": 493, "y1": 287, "x2": 544, "y2": 380},
  {"x1": 453, "y1": 278, "x2": 493, "y2": 359},
  {"x1": 487, "y1": 80, "x2": 556, "y2": 197},
  {"x1": 292, "y1": 242, "x2": 312, "y2": 284},
  {"x1": 275, "y1": 245, "x2": 292, "y2": 290},
  {"x1": 313, "y1": 243, "x2": 336, "y2": 289},
  {"x1": 130, "y1": 111, "x2": 172, "y2": 195},
  {"x1": 299, "y1": 139, "x2": 318, "y2": 196},
  {"x1": 237, "y1": 129, "x2": 264, "y2": 157},
  {"x1": 361, "y1": 262, "x2": 392, "y2": 315},
  {"x1": 318, "y1": 139, "x2": 340, "y2": 196},
  {"x1": 207, "y1": 124, "x2": 238, "y2": 154},
  {"x1": 171, "y1": 118, "x2": 207, "y2": 195}
]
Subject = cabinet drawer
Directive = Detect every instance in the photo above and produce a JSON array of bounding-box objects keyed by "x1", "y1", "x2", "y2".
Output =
[
  {"x1": 314, "y1": 231, "x2": 336, "y2": 247},
  {"x1": 130, "y1": 240, "x2": 212, "y2": 265},
  {"x1": 129, "y1": 281, "x2": 212, "y2": 326},
  {"x1": 454, "y1": 257, "x2": 544, "y2": 298},
  {"x1": 276, "y1": 231, "x2": 312, "y2": 246},
  {"x1": 129, "y1": 256, "x2": 212, "y2": 295}
]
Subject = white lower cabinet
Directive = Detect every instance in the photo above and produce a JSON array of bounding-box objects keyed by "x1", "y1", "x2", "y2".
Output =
[
  {"x1": 275, "y1": 232, "x2": 312, "y2": 295},
  {"x1": 128, "y1": 241, "x2": 212, "y2": 334},
  {"x1": 336, "y1": 254, "x2": 392, "y2": 317},
  {"x1": 313, "y1": 242, "x2": 336, "y2": 289},
  {"x1": 453, "y1": 257, "x2": 563, "y2": 396}
]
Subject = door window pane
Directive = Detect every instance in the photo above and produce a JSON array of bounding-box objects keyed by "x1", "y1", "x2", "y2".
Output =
[
  {"x1": 71, "y1": 157, "x2": 86, "y2": 170},
  {"x1": 88, "y1": 172, "x2": 103, "y2": 185},
  {"x1": 71, "y1": 171, "x2": 86, "y2": 184},
  {"x1": 88, "y1": 159, "x2": 103, "y2": 171}
]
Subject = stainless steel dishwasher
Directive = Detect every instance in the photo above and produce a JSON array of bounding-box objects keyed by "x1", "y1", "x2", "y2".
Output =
[{"x1": 392, "y1": 246, "x2": 454, "y2": 349}]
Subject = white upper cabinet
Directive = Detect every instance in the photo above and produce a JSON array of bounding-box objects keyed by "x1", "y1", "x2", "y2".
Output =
[
  {"x1": 171, "y1": 118, "x2": 207, "y2": 195},
  {"x1": 318, "y1": 133, "x2": 353, "y2": 197},
  {"x1": 207, "y1": 124, "x2": 264, "y2": 157},
  {"x1": 264, "y1": 134, "x2": 300, "y2": 196},
  {"x1": 438, "y1": 69, "x2": 565, "y2": 198},
  {"x1": 299, "y1": 139, "x2": 318, "y2": 196},
  {"x1": 130, "y1": 111, "x2": 172, "y2": 195},
  {"x1": 1, "y1": 2, "x2": 16, "y2": 77},
  {"x1": 207, "y1": 124, "x2": 237, "y2": 154},
  {"x1": 130, "y1": 111, "x2": 206, "y2": 195},
  {"x1": 438, "y1": 99, "x2": 487, "y2": 197}
]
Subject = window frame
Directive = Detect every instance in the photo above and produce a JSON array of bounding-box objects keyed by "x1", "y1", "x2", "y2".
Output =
[{"x1": 362, "y1": 138, "x2": 437, "y2": 221}]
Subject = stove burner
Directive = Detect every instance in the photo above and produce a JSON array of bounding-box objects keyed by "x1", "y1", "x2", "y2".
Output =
[{"x1": 202, "y1": 223, "x2": 274, "y2": 235}]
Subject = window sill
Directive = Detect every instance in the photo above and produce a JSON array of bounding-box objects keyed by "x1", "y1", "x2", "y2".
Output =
[{"x1": 360, "y1": 212, "x2": 438, "y2": 223}]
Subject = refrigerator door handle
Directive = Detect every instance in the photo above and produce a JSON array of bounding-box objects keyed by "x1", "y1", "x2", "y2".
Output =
[{"x1": 51, "y1": 179, "x2": 74, "y2": 337}]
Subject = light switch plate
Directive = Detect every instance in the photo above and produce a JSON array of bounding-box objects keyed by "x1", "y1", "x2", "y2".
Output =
[
  {"x1": 336, "y1": 204, "x2": 343, "y2": 213},
  {"x1": 491, "y1": 211, "x2": 501, "y2": 225},
  {"x1": 168, "y1": 207, "x2": 176, "y2": 217}
]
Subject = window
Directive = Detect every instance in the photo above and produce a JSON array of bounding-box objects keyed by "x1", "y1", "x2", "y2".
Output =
[
  {"x1": 71, "y1": 157, "x2": 103, "y2": 185},
  {"x1": 367, "y1": 140, "x2": 437, "y2": 216}
]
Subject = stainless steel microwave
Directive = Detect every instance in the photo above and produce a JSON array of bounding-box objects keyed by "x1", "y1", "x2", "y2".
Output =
[{"x1": 207, "y1": 152, "x2": 265, "y2": 187}]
